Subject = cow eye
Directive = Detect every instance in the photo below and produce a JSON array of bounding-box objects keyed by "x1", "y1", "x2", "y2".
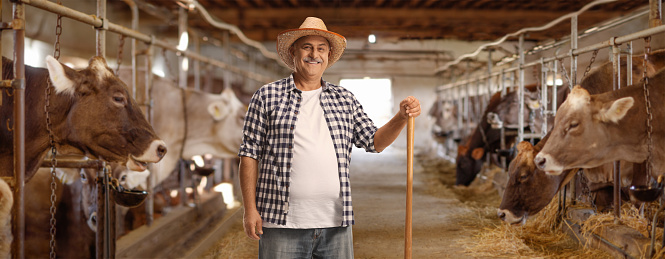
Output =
[
  {"x1": 569, "y1": 121, "x2": 579, "y2": 130},
  {"x1": 120, "y1": 175, "x2": 127, "y2": 182},
  {"x1": 80, "y1": 171, "x2": 87, "y2": 183},
  {"x1": 518, "y1": 173, "x2": 529, "y2": 182},
  {"x1": 113, "y1": 94, "x2": 127, "y2": 105}
]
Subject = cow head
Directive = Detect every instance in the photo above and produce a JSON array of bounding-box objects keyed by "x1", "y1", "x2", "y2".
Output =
[
  {"x1": 113, "y1": 165, "x2": 150, "y2": 191},
  {"x1": 54, "y1": 167, "x2": 98, "y2": 232},
  {"x1": 497, "y1": 141, "x2": 573, "y2": 225},
  {"x1": 45, "y1": 56, "x2": 167, "y2": 171},
  {"x1": 534, "y1": 86, "x2": 634, "y2": 174},
  {"x1": 78, "y1": 169, "x2": 98, "y2": 232},
  {"x1": 183, "y1": 87, "x2": 246, "y2": 158},
  {"x1": 429, "y1": 98, "x2": 458, "y2": 138},
  {"x1": 455, "y1": 145, "x2": 484, "y2": 186}
]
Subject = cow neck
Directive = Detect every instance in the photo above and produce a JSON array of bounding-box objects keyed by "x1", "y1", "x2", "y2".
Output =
[{"x1": 178, "y1": 87, "x2": 189, "y2": 161}]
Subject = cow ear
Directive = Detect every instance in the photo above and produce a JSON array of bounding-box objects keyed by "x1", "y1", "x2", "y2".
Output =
[
  {"x1": 457, "y1": 145, "x2": 468, "y2": 156},
  {"x1": 594, "y1": 97, "x2": 634, "y2": 123},
  {"x1": 516, "y1": 141, "x2": 534, "y2": 153},
  {"x1": 526, "y1": 100, "x2": 541, "y2": 110},
  {"x1": 208, "y1": 101, "x2": 230, "y2": 121},
  {"x1": 55, "y1": 168, "x2": 78, "y2": 185},
  {"x1": 471, "y1": 147, "x2": 484, "y2": 160},
  {"x1": 45, "y1": 55, "x2": 78, "y2": 96}
]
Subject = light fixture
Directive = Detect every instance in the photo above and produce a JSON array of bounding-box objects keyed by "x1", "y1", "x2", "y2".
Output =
[
  {"x1": 368, "y1": 34, "x2": 376, "y2": 44},
  {"x1": 182, "y1": 57, "x2": 189, "y2": 71},
  {"x1": 177, "y1": 31, "x2": 189, "y2": 51}
]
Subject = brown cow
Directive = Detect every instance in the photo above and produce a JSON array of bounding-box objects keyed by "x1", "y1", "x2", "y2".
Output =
[
  {"x1": 454, "y1": 86, "x2": 543, "y2": 186},
  {"x1": 0, "y1": 56, "x2": 167, "y2": 181},
  {"x1": 25, "y1": 167, "x2": 96, "y2": 258},
  {"x1": 535, "y1": 68, "x2": 665, "y2": 176},
  {"x1": 117, "y1": 69, "x2": 245, "y2": 186},
  {"x1": 497, "y1": 141, "x2": 632, "y2": 224},
  {"x1": 0, "y1": 179, "x2": 11, "y2": 257},
  {"x1": 498, "y1": 51, "x2": 665, "y2": 224}
]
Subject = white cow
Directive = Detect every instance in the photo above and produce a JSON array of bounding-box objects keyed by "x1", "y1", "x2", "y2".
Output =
[{"x1": 117, "y1": 69, "x2": 246, "y2": 186}]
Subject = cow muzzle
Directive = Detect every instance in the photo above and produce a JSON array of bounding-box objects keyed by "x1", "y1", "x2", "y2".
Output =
[
  {"x1": 126, "y1": 140, "x2": 167, "y2": 171},
  {"x1": 534, "y1": 153, "x2": 564, "y2": 175},
  {"x1": 497, "y1": 209, "x2": 527, "y2": 225}
]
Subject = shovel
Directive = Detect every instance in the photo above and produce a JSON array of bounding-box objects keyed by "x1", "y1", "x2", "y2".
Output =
[{"x1": 405, "y1": 117, "x2": 414, "y2": 259}]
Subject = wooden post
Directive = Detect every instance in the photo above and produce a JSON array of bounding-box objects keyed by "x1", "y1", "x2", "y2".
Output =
[{"x1": 405, "y1": 116, "x2": 414, "y2": 259}]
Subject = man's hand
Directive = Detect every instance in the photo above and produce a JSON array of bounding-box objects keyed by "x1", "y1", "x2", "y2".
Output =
[
  {"x1": 399, "y1": 96, "x2": 421, "y2": 119},
  {"x1": 243, "y1": 209, "x2": 263, "y2": 240}
]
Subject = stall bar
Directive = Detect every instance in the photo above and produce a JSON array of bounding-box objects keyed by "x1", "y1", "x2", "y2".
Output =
[{"x1": 18, "y1": 0, "x2": 273, "y2": 84}]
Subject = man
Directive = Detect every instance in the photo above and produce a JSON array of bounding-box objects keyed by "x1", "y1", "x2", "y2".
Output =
[{"x1": 238, "y1": 17, "x2": 421, "y2": 258}]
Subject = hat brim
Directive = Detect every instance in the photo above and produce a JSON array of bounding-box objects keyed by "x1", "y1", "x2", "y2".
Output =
[{"x1": 277, "y1": 28, "x2": 346, "y2": 71}]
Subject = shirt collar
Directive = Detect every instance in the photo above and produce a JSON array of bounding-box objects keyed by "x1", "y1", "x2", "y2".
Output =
[{"x1": 287, "y1": 73, "x2": 337, "y2": 94}]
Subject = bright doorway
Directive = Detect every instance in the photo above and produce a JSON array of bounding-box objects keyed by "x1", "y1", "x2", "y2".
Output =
[{"x1": 339, "y1": 78, "x2": 393, "y2": 126}]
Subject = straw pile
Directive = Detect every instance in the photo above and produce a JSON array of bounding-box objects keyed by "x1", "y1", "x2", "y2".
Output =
[
  {"x1": 458, "y1": 196, "x2": 612, "y2": 258},
  {"x1": 580, "y1": 201, "x2": 665, "y2": 257},
  {"x1": 200, "y1": 222, "x2": 258, "y2": 259}
]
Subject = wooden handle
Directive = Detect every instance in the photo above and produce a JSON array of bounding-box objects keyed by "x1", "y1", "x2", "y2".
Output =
[{"x1": 405, "y1": 116, "x2": 414, "y2": 259}]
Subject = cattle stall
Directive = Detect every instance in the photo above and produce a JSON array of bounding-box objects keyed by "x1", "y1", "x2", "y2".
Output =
[
  {"x1": 0, "y1": 0, "x2": 282, "y2": 257},
  {"x1": 434, "y1": 0, "x2": 665, "y2": 257}
]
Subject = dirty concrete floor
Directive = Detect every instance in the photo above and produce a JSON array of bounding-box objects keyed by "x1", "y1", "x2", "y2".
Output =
[
  {"x1": 351, "y1": 146, "x2": 481, "y2": 259},
  {"x1": 202, "y1": 146, "x2": 500, "y2": 258}
]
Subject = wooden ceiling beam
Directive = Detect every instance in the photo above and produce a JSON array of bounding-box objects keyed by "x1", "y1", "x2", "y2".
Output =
[{"x1": 206, "y1": 7, "x2": 625, "y2": 24}]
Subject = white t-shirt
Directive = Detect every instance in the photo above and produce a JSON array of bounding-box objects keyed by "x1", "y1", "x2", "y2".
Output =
[{"x1": 263, "y1": 87, "x2": 343, "y2": 228}]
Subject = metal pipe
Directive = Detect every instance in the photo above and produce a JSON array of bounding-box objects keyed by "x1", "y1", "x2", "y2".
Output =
[
  {"x1": 18, "y1": 0, "x2": 273, "y2": 83},
  {"x1": 464, "y1": 61, "x2": 471, "y2": 138},
  {"x1": 434, "y1": 0, "x2": 619, "y2": 74},
  {"x1": 121, "y1": 0, "x2": 138, "y2": 100},
  {"x1": 96, "y1": 0, "x2": 106, "y2": 57},
  {"x1": 496, "y1": 8, "x2": 649, "y2": 67},
  {"x1": 12, "y1": 1, "x2": 26, "y2": 257},
  {"x1": 144, "y1": 44, "x2": 155, "y2": 226},
  {"x1": 570, "y1": 15, "x2": 578, "y2": 87},
  {"x1": 612, "y1": 44, "x2": 622, "y2": 219},
  {"x1": 552, "y1": 59, "x2": 558, "y2": 115},
  {"x1": 436, "y1": 24, "x2": 665, "y2": 92},
  {"x1": 190, "y1": 0, "x2": 280, "y2": 63},
  {"x1": 192, "y1": 30, "x2": 201, "y2": 91},
  {"x1": 178, "y1": 7, "x2": 187, "y2": 89},
  {"x1": 96, "y1": 166, "x2": 104, "y2": 259},
  {"x1": 650, "y1": 0, "x2": 662, "y2": 28},
  {"x1": 40, "y1": 158, "x2": 105, "y2": 168},
  {"x1": 518, "y1": 34, "x2": 525, "y2": 143},
  {"x1": 540, "y1": 57, "x2": 548, "y2": 136}
]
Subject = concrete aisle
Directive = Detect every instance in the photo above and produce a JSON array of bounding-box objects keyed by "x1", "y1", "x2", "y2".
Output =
[{"x1": 350, "y1": 146, "x2": 477, "y2": 259}]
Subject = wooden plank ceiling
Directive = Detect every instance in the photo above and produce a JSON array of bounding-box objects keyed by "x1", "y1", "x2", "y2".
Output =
[{"x1": 129, "y1": 0, "x2": 647, "y2": 43}]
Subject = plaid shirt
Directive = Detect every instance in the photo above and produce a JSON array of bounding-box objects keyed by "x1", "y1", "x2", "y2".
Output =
[{"x1": 238, "y1": 74, "x2": 378, "y2": 226}]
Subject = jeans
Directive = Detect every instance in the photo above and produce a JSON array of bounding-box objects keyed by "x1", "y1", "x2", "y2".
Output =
[{"x1": 259, "y1": 226, "x2": 353, "y2": 259}]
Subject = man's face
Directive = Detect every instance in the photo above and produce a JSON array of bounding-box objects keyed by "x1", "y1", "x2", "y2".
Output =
[{"x1": 291, "y1": 35, "x2": 331, "y2": 78}]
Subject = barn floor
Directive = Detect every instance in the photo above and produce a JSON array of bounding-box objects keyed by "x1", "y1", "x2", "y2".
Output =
[{"x1": 199, "y1": 146, "x2": 607, "y2": 258}]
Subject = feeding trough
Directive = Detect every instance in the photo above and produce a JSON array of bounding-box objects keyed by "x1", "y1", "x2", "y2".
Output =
[
  {"x1": 111, "y1": 178, "x2": 148, "y2": 208},
  {"x1": 629, "y1": 175, "x2": 663, "y2": 203}
]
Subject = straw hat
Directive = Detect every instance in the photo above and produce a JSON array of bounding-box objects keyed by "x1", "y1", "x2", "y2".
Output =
[{"x1": 277, "y1": 17, "x2": 347, "y2": 71}]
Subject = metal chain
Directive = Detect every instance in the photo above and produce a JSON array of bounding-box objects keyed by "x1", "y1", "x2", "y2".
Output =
[
  {"x1": 581, "y1": 49, "x2": 599, "y2": 81},
  {"x1": 48, "y1": 1, "x2": 63, "y2": 257},
  {"x1": 579, "y1": 171, "x2": 598, "y2": 212},
  {"x1": 115, "y1": 34, "x2": 125, "y2": 76},
  {"x1": 642, "y1": 36, "x2": 654, "y2": 182},
  {"x1": 557, "y1": 58, "x2": 572, "y2": 88}
]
